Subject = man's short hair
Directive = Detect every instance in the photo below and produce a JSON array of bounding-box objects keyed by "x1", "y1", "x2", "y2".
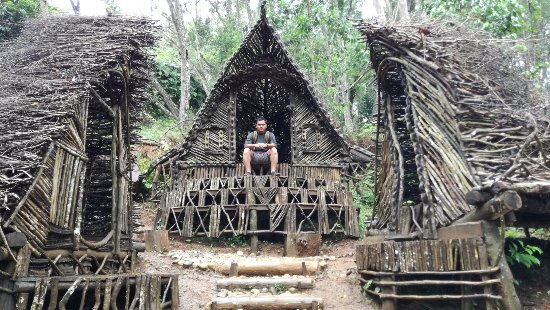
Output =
[{"x1": 255, "y1": 116, "x2": 267, "y2": 123}]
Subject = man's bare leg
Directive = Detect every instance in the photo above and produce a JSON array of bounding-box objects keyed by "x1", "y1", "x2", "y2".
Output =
[
  {"x1": 243, "y1": 148, "x2": 252, "y2": 173},
  {"x1": 268, "y1": 147, "x2": 278, "y2": 173}
]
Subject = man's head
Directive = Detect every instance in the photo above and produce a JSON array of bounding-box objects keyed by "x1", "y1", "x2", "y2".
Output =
[{"x1": 255, "y1": 116, "x2": 267, "y2": 134}]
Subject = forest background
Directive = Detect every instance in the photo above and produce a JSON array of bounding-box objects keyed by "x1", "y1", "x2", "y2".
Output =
[{"x1": 1, "y1": 0, "x2": 549, "y2": 208}]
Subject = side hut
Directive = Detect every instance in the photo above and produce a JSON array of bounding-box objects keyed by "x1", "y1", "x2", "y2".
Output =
[
  {"x1": 154, "y1": 11, "x2": 372, "y2": 250},
  {"x1": 354, "y1": 20, "x2": 549, "y2": 309},
  {"x1": 0, "y1": 17, "x2": 178, "y2": 309}
]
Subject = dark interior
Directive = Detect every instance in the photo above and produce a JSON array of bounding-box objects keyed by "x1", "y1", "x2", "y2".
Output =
[{"x1": 235, "y1": 78, "x2": 292, "y2": 163}]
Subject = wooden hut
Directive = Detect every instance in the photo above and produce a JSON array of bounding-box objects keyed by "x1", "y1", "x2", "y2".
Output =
[
  {"x1": 0, "y1": 17, "x2": 178, "y2": 309},
  {"x1": 153, "y1": 10, "x2": 372, "y2": 249},
  {"x1": 354, "y1": 19, "x2": 549, "y2": 309}
]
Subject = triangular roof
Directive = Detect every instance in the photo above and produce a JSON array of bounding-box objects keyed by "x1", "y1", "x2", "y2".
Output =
[{"x1": 171, "y1": 13, "x2": 353, "y2": 161}]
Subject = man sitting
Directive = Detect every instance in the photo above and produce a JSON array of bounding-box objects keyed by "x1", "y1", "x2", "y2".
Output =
[{"x1": 243, "y1": 116, "x2": 278, "y2": 175}]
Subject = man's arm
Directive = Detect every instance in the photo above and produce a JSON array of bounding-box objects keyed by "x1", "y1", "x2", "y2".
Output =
[
  {"x1": 267, "y1": 132, "x2": 277, "y2": 149},
  {"x1": 244, "y1": 132, "x2": 265, "y2": 150},
  {"x1": 244, "y1": 132, "x2": 255, "y2": 149}
]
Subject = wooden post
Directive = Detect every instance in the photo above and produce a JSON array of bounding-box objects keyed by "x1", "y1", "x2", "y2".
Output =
[
  {"x1": 228, "y1": 90, "x2": 237, "y2": 162},
  {"x1": 381, "y1": 276, "x2": 396, "y2": 310},
  {"x1": 111, "y1": 105, "x2": 120, "y2": 255},
  {"x1": 250, "y1": 209, "x2": 258, "y2": 253},
  {"x1": 144, "y1": 230, "x2": 170, "y2": 252},
  {"x1": 481, "y1": 221, "x2": 521, "y2": 310},
  {"x1": 477, "y1": 240, "x2": 495, "y2": 310}
]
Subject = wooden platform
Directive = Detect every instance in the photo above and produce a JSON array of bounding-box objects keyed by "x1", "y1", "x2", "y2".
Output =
[{"x1": 156, "y1": 165, "x2": 361, "y2": 238}]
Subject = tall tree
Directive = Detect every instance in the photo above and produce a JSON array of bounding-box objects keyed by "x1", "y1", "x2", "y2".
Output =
[
  {"x1": 267, "y1": 0, "x2": 369, "y2": 132},
  {"x1": 39, "y1": 0, "x2": 49, "y2": 15},
  {"x1": 166, "y1": 0, "x2": 191, "y2": 128},
  {"x1": 103, "y1": 0, "x2": 121, "y2": 15},
  {"x1": 69, "y1": 0, "x2": 80, "y2": 15}
]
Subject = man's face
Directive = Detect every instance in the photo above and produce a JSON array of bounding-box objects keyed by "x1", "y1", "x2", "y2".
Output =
[{"x1": 255, "y1": 120, "x2": 267, "y2": 134}]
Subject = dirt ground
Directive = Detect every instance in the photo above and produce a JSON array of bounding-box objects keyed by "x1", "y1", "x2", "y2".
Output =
[
  {"x1": 135, "y1": 206, "x2": 550, "y2": 310},
  {"x1": 135, "y1": 206, "x2": 375, "y2": 310}
]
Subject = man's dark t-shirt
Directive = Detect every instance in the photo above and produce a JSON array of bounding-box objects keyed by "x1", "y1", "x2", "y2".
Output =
[{"x1": 244, "y1": 131, "x2": 277, "y2": 152}]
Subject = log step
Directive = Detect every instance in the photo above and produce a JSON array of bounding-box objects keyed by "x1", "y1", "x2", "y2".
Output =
[
  {"x1": 213, "y1": 261, "x2": 319, "y2": 276},
  {"x1": 216, "y1": 277, "x2": 315, "y2": 290},
  {"x1": 211, "y1": 296, "x2": 323, "y2": 309}
]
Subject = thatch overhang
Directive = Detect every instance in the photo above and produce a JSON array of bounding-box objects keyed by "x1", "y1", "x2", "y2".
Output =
[
  {"x1": 0, "y1": 17, "x2": 156, "y2": 255},
  {"x1": 355, "y1": 19, "x2": 550, "y2": 236}
]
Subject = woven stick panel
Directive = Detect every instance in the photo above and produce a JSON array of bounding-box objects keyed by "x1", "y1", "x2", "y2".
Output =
[
  {"x1": 16, "y1": 273, "x2": 179, "y2": 310},
  {"x1": 7, "y1": 145, "x2": 58, "y2": 255},
  {"x1": 157, "y1": 181, "x2": 359, "y2": 237},
  {"x1": 180, "y1": 96, "x2": 231, "y2": 162},
  {"x1": 292, "y1": 98, "x2": 348, "y2": 164},
  {"x1": 173, "y1": 165, "x2": 344, "y2": 191},
  {"x1": 223, "y1": 18, "x2": 297, "y2": 79},
  {"x1": 356, "y1": 238, "x2": 485, "y2": 272},
  {"x1": 159, "y1": 202, "x2": 357, "y2": 238},
  {"x1": 49, "y1": 147, "x2": 85, "y2": 229},
  {"x1": 373, "y1": 139, "x2": 397, "y2": 231}
]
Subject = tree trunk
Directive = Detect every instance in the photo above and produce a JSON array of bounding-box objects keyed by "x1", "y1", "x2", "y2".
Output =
[
  {"x1": 151, "y1": 77, "x2": 179, "y2": 118},
  {"x1": 244, "y1": 0, "x2": 254, "y2": 28},
  {"x1": 235, "y1": 0, "x2": 241, "y2": 23},
  {"x1": 384, "y1": 0, "x2": 394, "y2": 21},
  {"x1": 342, "y1": 86, "x2": 353, "y2": 132},
  {"x1": 40, "y1": 0, "x2": 49, "y2": 15},
  {"x1": 166, "y1": 0, "x2": 191, "y2": 129},
  {"x1": 396, "y1": 0, "x2": 410, "y2": 20},
  {"x1": 372, "y1": 0, "x2": 383, "y2": 19},
  {"x1": 69, "y1": 0, "x2": 80, "y2": 15},
  {"x1": 225, "y1": 0, "x2": 233, "y2": 17}
]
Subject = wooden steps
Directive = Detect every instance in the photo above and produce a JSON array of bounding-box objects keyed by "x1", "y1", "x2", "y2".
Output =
[{"x1": 209, "y1": 259, "x2": 324, "y2": 309}]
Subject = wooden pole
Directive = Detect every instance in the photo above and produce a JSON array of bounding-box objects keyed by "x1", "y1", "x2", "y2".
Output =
[
  {"x1": 455, "y1": 191, "x2": 521, "y2": 224},
  {"x1": 211, "y1": 296, "x2": 323, "y2": 309},
  {"x1": 216, "y1": 277, "x2": 314, "y2": 289},
  {"x1": 212, "y1": 261, "x2": 319, "y2": 276},
  {"x1": 250, "y1": 209, "x2": 258, "y2": 253}
]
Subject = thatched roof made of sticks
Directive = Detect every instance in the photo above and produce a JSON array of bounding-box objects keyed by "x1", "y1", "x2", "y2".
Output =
[
  {"x1": 0, "y1": 17, "x2": 156, "y2": 213},
  {"x1": 355, "y1": 18, "x2": 549, "y2": 230},
  {"x1": 164, "y1": 14, "x2": 353, "y2": 164}
]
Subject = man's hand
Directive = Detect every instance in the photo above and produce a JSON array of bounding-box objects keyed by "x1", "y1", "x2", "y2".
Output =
[{"x1": 257, "y1": 143, "x2": 268, "y2": 149}]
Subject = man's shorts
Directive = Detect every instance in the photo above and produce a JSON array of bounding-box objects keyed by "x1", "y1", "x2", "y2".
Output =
[{"x1": 251, "y1": 151, "x2": 270, "y2": 166}]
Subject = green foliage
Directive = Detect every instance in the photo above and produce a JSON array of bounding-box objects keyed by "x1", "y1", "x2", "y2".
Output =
[
  {"x1": 350, "y1": 171, "x2": 375, "y2": 233},
  {"x1": 506, "y1": 240, "x2": 543, "y2": 269},
  {"x1": 266, "y1": 0, "x2": 372, "y2": 127},
  {"x1": 187, "y1": 16, "x2": 244, "y2": 78},
  {"x1": 0, "y1": 0, "x2": 40, "y2": 41},
  {"x1": 419, "y1": 0, "x2": 529, "y2": 37},
  {"x1": 221, "y1": 235, "x2": 247, "y2": 248},
  {"x1": 273, "y1": 283, "x2": 287, "y2": 293},
  {"x1": 137, "y1": 116, "x2": 182, "y2": 188},
  {"x1": 139, "y1": 116, "x2": 180, "y2": 142},
  {"x1": 505, "y1": 227, "x2": 526, "y2": 238},
  {"x1": 419, "y1": 0, "x2": 550, "y2": 93},
  {"x1": 152, "y1": 56, "x2": 207, "y2": 118}
]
